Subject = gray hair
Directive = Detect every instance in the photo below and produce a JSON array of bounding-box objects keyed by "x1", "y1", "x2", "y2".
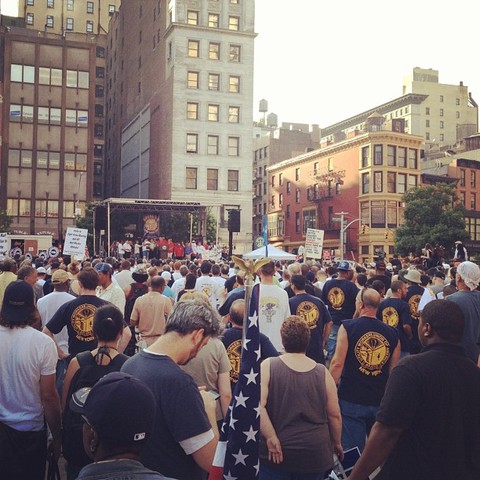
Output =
[{"x1": 165, "y1": 298, "x2": 222, "y2": 337}]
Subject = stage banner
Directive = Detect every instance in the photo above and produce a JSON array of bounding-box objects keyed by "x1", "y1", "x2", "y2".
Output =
[{"x1": 143, "y1": 214, "x2": 160, "y2": 237}]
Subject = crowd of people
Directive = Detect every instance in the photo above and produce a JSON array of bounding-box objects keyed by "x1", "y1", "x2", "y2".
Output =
[{"x1": 0, "y1": 246, "x2": 479, "y2": 480}]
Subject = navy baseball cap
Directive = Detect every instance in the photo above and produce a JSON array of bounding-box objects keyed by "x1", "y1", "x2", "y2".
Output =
[
  {"x1": 70, "y1": 372, "x2": 156, "y2": 444},
  {"x1": 337, "y1": 261, "x2": 351, "y2": 271},
  {"x1": 94, "y1": 262, "x2": 113, "y2": 275}
]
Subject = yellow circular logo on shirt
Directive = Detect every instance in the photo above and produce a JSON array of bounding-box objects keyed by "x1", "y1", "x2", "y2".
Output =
[
  {"x1": 297, "y1": 301, "x2": 320, "y2": 329},
  {"x1": 71, "y1": 303, "x2": 97, "y2": 342},
  {"x1": 328, "y1": 287, "x2": 345, "y2": 310},
  {"x1": 382, "y1": 306, "x2": 399, "y2": 328},
  {"x1": 408, "y1": 294, "x2": 422, "y2": 319},
  {"x1": 226, "y1": 339, "x2": 242, "y2": 384},
  {"x1": 355, "y1": 332, "x2": 391, "y2": 375}
]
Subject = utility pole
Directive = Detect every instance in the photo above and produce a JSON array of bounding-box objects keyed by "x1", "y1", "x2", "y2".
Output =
[{"x1": 335, "y1": 211, "x2": 348, "y2": 261}]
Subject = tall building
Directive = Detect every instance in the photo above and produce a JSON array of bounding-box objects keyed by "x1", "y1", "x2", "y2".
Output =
[
  {"x1": 104, "y1": 0, "x2": 255, "y2": 252},
  {"x1": 0, "y1": 1, "x2": 120, "y2": 238},
  {"x1": 321, "y1": 68, "x2": 478, "y2": 149}
]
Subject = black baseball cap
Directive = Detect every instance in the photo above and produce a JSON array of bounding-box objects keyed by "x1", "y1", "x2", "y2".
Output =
[
  {"x1": 1, "y1": 280, "x2": 35, "y2": 324},
  {"x1": 70, "y1": 372, "x2": 156, "y2": 444}
]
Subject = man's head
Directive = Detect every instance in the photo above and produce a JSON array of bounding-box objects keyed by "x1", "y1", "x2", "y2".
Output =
[
  {"x1": 71, "y1": 372, "x2": 156, "y2": 461},
  {"x1": 0, "y1": 280, "x2": 36, "y2": 328},
  {"x1": 200, "y1": 261, "x2": 212, "y2": 275},
  {"x1": 390, "y1": 280, "x2": 407, "y2": 299},
  {"x1": 77, "y1": 267, "x2": 100, "y2": 292},
  {"x1": 120, "y1": 260, "x2": 131, "y2": 271},
  {"x1": 229, "y1": 299, "x2": 245, "y2": 326},
  {"x1": 17, "y1": 265, "x2": 38, "y2": 286},
  {"x1": 0, "y1": 258, "x2": 17, "y2": 274},
  {"x1": 260, "y1": 260, "x2": 275, "y2": 278},
  {"x1": 419, "y1": 299, "x2": 464, "y2": 345},
  {"x1": 287, "y1": 262, "x2": 302, "y2": 277},
  {"x1": 95, "y1": 263, "x2": 113, "y2": 288},
  {"x1": 179, "y1": 265, "x2": 189, "y2": 278},
  {"x1": 336, "y1": 261, "x2": 351, "y2": 277},
  {"x1": 281, "y1": 316, "x2": 310, "y2": 354},
  {"x1": 290, "y1": 274, "x2": 306, "y2": 293},
  {"x1": 456, "y1": 261, "x2": 480, "y2": 291},
  {"x1": 211, "y1": 264, "x2": 221, "y2": 276},
  {"x1": 150, "y1": 275, "x2": 166, "y2": 293},
  {"x1": 52, "y1": 269, "x2": 70, "y2": 292},
  {"x1": 357, "y1": 287, "x2": 381, "y2": 311}
]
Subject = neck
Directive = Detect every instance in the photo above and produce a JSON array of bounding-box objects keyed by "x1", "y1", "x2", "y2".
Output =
[
  {"x1": 261, "y1": 276, "x2": 274, "y2": 285},
  {"x1": 147, "y1": 333, "x2": 184, "y2": 364},
  {"x1": 95, "y1": 451, "x2": 139, "y2": 463},
  {"x1": 391, "y1": 293, "x2": 402, "y2": 299},
  {"x1": 360, "y1": 307, "x2": 378, "y2": 318}
]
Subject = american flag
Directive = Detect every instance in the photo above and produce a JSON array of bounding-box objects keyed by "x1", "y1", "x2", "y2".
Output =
[{"x1": 210, "y1": 284, "x2": 261, "y2": 480}]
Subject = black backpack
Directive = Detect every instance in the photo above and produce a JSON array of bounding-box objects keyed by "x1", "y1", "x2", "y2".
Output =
[
  {"x1": 124, "y1": 283, "x2": 148, "y2": 356},
  {"x1": 62, "y1": 349, "x2": 128, "y2": 467}
]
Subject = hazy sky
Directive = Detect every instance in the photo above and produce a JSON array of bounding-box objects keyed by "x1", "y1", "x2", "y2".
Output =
[{"x1": 3, "y1": 0, "x2": 479, "y2": 129}]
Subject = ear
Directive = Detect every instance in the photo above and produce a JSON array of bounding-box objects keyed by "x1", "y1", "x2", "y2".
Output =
[
  {"x1": 422, "y1": 322, "x2": 432, "y2": 337},
  {"x1": 191, "y1": 328, "x2": 205, "y2": 343}
]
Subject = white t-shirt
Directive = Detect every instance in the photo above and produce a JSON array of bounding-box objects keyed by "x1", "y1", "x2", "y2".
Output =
[
  {"x1": 258, "y1": 283, "x2": 290, "y2": 351},
  {"x1": 37, "y1": 290, "x2": 75, "y2": 355},
  {"x1": 195, "y1": 276, "x2": 221, "y2": 309},
  {"x1": 0, "y1": 326, "x2": 57, "y2": 431},
  {"x1": 172, "y1": 277, "x2": 186, "y2": 301}
]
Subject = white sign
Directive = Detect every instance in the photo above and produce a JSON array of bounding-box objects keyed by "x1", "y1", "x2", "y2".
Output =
[
  {"x1": 0, "y1": 233, "x2": 7, "y2": 258},
  {"x1": 63, "y1": 227, "x2": 88, "y2": 257},
  {"x1": 304, "y1": 228, "x2": 325, "y2": 259}
]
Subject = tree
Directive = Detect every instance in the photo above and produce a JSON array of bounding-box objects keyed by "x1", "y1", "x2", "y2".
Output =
[
  {"x1": 0, "y1": 209, "x2": 13, "y2": 233},
  {"x1": 395, "y1": 183, "x2": 468, "y2": 257}
]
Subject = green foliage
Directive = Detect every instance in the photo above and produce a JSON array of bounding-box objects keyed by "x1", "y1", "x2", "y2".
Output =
[
  {"x1": 395, "y1": 183, "x2": 468, "y2": 257},
  {"x1": 160, "y1": 212, "x2": 217, "y2": 243},
  {"x1": 75, "y1": 203, "x2": 95, "y2": 254},
  {"x1": 0, "y1": 209, "x2": 13, "y2": 233}
]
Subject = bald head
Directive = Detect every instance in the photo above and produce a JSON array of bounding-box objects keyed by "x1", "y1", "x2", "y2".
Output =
[{"x1": 361, "y1": 288, "x2": 382, "y2": 309}]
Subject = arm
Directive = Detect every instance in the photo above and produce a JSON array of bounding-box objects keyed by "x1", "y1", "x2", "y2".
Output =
[
  {"x1": 40, "y1": 374, "x2": 62, "y2": 461},
  {"x1": 61, "y1": 357, "x2": 80, "y2": 411},
  {"x1": 217, "y1": 371, "x2": 232, "y2": 419},
  {"x1": 329, "y1": 325, "x2": 348, "y2": 385},
  {"x1": 259, "y1": 359, "x2": 283, "y2": 464},
  {"x1": 389, "y1": 342, "x2": 401, "y2": 373},
  {"x1": 347, "y1": 421, "x2": 404, "y2": 480},
  {"x1": 323, "y1": 320, "x2": 333, "y2": 349},
  {"x1": 324, "y1": 368, "x2": 343, "y2": 460},
  {"x1": 42, "y1": 327, "x2": 69, "y2": 360},
  {"x1": 117, "y1": 325, "x2": 132, "y2": 353}
]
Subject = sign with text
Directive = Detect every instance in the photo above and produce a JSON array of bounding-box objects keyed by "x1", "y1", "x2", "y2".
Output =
[
  {"x1": 304, "y1": 228, "x2": 324, "y2": 259},
  {"x1": 63, "y1": 228, "x2": 88, "y2": 257},
  {"x1": 0, "y1": 233, "x2": 7, "y2": 258}
]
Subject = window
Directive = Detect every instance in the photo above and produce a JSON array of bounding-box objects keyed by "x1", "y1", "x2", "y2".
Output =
[
  {"x1": 270, "y1": 195, "x2": 275, "y2": 209},
  {"x1": 440, "y1": 134, "x2": 444, "y2": 142},
  {"x1": 295, "y1": 212, "x2": 300, "y2": 232},
  {"x1": 64, "y1": 152, "x2": 87, "y2": 171},
  {"x1": 228, "y1": 137, "x2": 239, "y2": 156},
  {"x1": 426, "y1": 107, "x2": 430, "y2": 115},
  {"x1": 87, "y1": 1, "x2": 94, "y2": 13},
  {"x1": 279, "y1": 193, "x2": 283, "y2": 207},
  {"x1": 408, "y1": 175, "x2": 417, "y2": 190},
  {"x1": 207, "y1": 169, "x2": 218, "y2": 190},
  {"x1": 471, "y1": 171, "x2": 476, "y2": 188},
  {"x1": 471, "y1": 194, "x2": 476, "y2": 210},
  {"x1": 295, "y1": 188, "x2": 300, "y2": 203},
  {"x1": 228, "y1": 106, "x2": 239, "y2": 123},
  {"x1": 229, "y1": 75, "x2": 240, "y2": 93},
  {"x1": 440, "y1": 95, "x2": 444, "y2": 102},
  {"x1": 26, "y1": 12, "x2": 34, "y2": 24},
  {"x1": 362, "y1": 172, "x2": 370, "y2": 194},
  {"x1": 228, "y1": 170, "x2": 239, "y2": 191},
  {"x1": 295, "y1": 168, "x2": 300, "y2": 181},
  {"x1": 397, "y1": 173, "x2": 407, "y2": 194},
  {"x1": 456, "y1": 111, "x2": 460, "y2": 119},
  {"x1": 361, "y1": 146, "x2": 370, "y2": 168},
  {"x1": 373, "y1": 145, "x2": 383, "y2": 165},
  {"x1": 27, "y1": 0, "x2": 34, "y2": 4},
  {"x1": 9, "y1": 104, "x2": 33, "y2": 123},
  {"x1": 95, "y1": 85, "x2": 104, "y2": 97},
  {"x1": 109, "y1": 4, "x2": 115, "y2": 13},
  {"x1": 208, "y1": 13, "x2": 219, "y2": 27},
  {"x1": 188, "y1": 40, "x2": 200, "y2": 58},
  {"x1": 460, "y1": 169, "x2": 466, "y2": 187},
  {"x1": 440, "y1": 108, "x2": 444, "y2": 117},
  {"x1": 186, "y1": 134, "x2": 198, "y2": 153},
  {"x1": 10, "y1": 64, "x2": 34, "y2": 83},
  {"x1": 187, "y1": 71, "x2": 199, "y2": 89},
  {"x1": 95, "y1": 104, "x2": 104, "y2": 117},
  {"x1": 47, "y1": 0, "x2": 54, "y2": 6},
  {"x1": 67, "y1": 0, "x2": 74, "y2": 10},
  {"x1": 186, "y1": 102, "x2": 198, "y2": 120},
  {"x1": 187, "y1": 10, "x2": 198, "y2": 25},
  {"x1": 286, "y1": 204, "x2": 290, "y2": 219},
  {"x1": 39, "y1": 67, "x2": 62, "y2": 86},
  {"x1": 426, "y1": 119, "x2": 430, "y2": 127},
  {"x1": 271, "y1": 175, "x2": 275, "y2": 187},
  {"x1": 279, "y1": 173, "x2": 283, "y2": 185},
  {"x1": 208, "y1": 73, "x2": 220, "y2": 91},
  {"x1": 207, "y1": 135, "x2": 219, "y2": 155},
  {"x1": 208, "y1": 104, "x2": 219, "y2": 122},
  {"x1": 426, "y1": 132, "x2": 430, "y2": 141},
  {"x1": 228, "y1": 16, "x2": 239, "y2": 30},
  {"x1": 66, "y1": 17, "x2": 74, "y2": 30},
  {"x1": 86, "y1": 20, "x2": 94, "y2": 32},
  {"x1": 440, "y1": 121, "x2": 444, "y2": 129},
  {"x1": 456, "y1": 98, "x2": 460, "y2": 106},
  {"x1": 371, "y1": 201, "x2": 386, "y2": 228},
  {"x1": 186, "y1": 167, "x2": 197, "y2": 189},
  {"x1": 387, "y1": 145, "x2": 396, "y2": 166},
  {"x1": 209, "y1": 42, "x2": 220, "y2": 60},
  {"x1": 7, "y1": 198, "x2": 31, "y2": 217},
  {"x1": 37, "y1": 150, "x2": 59, "y2": 169},
  {"x1": 286, "y1": 181, "x2": 291, "y2": 194},
  {"x1": 398, "y1": 147, "x2": 406, "y2": 168},
  {"x1": 66, "y1": 70, "x2": 89, "y2": 88},
  {"x1": 46, "y1": 15, "x2": 54, "y2": 27},
  {"x1": 374, "y1": 172, "x2": 383, "y2": 192},
  {"x1": 96, "y1": 46, "x2": 105, "y2": 58},
  {"x1": 387, "y1": 172, "x2": 396, "y2": 193},
  {"x1": 229, "y1": 44, "x2": 241, "y2": 62},
  {"x1": 230, "y1": 0, "x2": 239, "y2": 4},
  {"x1": 303, "y1": 210, "x2": 317, "y2": 233},
  {"x1": 408, "y1": 149, "x2": 417, "y2": 169}
]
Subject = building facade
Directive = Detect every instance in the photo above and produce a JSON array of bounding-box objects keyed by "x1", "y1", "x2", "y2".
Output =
[
  {"x1": 268, "y1": 116, "x2": 423, "y2": 263},
  {"x1": 105, "y1": 0, "x2": 255, "y2": 252}
]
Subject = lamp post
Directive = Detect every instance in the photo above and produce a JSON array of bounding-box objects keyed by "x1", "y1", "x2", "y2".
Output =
[{"x1": 335, "y1": 211, "x2": 360, "y2": 261}]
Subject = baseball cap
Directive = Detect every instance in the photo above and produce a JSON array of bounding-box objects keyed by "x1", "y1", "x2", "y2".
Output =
[
  {"x1": 161, "y1": 271, "x2": 172, "y2": 281},
  {"x1": 37, "y1": 266, "x2": 47, "y2": 274},
  {"x1": 403, "y1": 269, "x2": 422, "y2": 284},
  {"x1": 337, "y1": 261, "x2": 351, "y2": 271},
  {"x1": 52, "y1": 269, "x2": 70, "y2": 284},
  {"x1": 70, "y1": 372, "x2": 156, "y2": 445},
  {"x1": 94, "y1": 262, "x2": 113, "y2": 275},
  {"x1": 1, "y1": 280, "x2": 35, "y2": 324}
]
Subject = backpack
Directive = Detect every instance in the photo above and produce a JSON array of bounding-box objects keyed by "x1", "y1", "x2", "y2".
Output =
[
  {"x1": 124, "y1": 283, "x2": 149, "y2": 356},
  {"x1": 62, "y1": 349, "x2": 128, "y2": 467}
]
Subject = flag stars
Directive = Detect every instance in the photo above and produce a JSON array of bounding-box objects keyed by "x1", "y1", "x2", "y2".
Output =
[
  {"x1": 254, "y1": 403, "x2": 261, "y2": 418},
  {"x1": 223, "y1": 471, "x2": 237, "y2": 480},
  {"x1": 244, "y1": 368, "x2": 258, "y2": 385},
  {"x1": 248, "y1": 313, "x2": 258, "y2": 328},
  {"x1": 232, "y1": 448, "x2": 249, "y2": 466},
  {"x1": 254, "y1": 347, "x2": 261, "y2": 361},
  {"x1": 243, "y1": 425, "x2": 258, "y2": 443},
  {"x1": 234, "y1": 391, "x2": 249, "y2": 408},
  {"x1": 229, "y1": 415, "x2": 238, "y2": 430}
]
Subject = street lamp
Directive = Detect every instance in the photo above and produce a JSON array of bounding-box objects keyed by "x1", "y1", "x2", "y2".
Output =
[{"x1": 335, "y1": 211, "x2": 360, "y2": 261}]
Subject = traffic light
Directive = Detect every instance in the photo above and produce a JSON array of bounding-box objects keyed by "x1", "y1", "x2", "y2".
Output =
[
  {"x1": 228, "y1": 209, "x2": 241, "y2": 233},
  {"x1": 361, "y1": 224, "x2": 366, "y2": 234},
  {"x1": 385, "y1": 231, "x2": 389, "y2": 240}
]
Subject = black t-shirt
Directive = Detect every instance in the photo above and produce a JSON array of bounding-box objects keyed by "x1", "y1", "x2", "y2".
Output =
[
  {"x1": 46, "y1": 295, "x2": 109, "y2": 356},
  {"x1": 405, "y1": 284, "x2": 424, "y2": 353},
  {"x1": 367, "y1": 273, "x2": 391, "y2": 291},
  {"x1": 376, "y1": 297, "x2": 412, "y2": 352},
  {"x1": 224, "y1": 275, "x2": 237, "y2": 293},
  {"x1": 284, "y1": 281, "x2": 321, "y2": 299},
  {"x1": 218, "y1": 289, "x2": 245, "y2": 317},
  {"x1": 338, "y1": 316, "x2": 399, "y2": 406},
  {"x1": 289, "y1": 293, "x2": 332, "y2": 364},
  {"x1": 375, "y1": 343, "x2": 480, "y2": 480},
  {"x1": 321, "y1": 279, "x2": 359, "y2": 325},
  {"x1": 221, "y1": 327, "x2": 278, "y2": 392}
]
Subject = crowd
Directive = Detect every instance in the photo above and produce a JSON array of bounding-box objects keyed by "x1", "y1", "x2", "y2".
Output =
[{"x1": 0, "y1": 246, "x2": 479, "y2": 480}]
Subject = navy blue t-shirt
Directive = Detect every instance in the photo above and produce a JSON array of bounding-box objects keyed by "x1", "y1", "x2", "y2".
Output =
[
  {"x1": 377, "y1": 297, "x2": 412, "y2": 352},
  {"x1": 321, "y1": 279, "x2": 359, "y2": 325}
]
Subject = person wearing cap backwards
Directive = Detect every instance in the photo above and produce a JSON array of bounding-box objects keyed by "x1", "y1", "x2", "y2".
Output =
[
  {"x1": 447, "y1": 261, "x2": 480, "y2": 366},
  {"x1": 72, "y1": 372, "x2": 174, "y2": 480},
  {"x1": 321, "y1": 261, "x2": 359, "y2": 359},
  {"x1": 0, "y1": 280, "x2": 62, "y2": 479},
  {"x1": 121, "y1": 298, "x2": 222, "y2": 480},
  {"x1": 348, "y1": 300, "x2": 480, "y2": 480},
  {"x1": 95, "y1": 262, "x2": 127, "y2": 314}
]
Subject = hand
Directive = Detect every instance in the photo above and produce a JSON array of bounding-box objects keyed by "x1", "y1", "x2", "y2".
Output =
[
  {"x1": 48, "y1": 436, "x2": 61, "y2": 462},
  {"x1": 266, "y1": 435, "x2": 283, "y2": 464},
  {"x1": 199, "y1": 389, "x2": 216, "y2": 415},
  {"x1": 333, "y1": 442, "x2": 344, "y2": 461}
]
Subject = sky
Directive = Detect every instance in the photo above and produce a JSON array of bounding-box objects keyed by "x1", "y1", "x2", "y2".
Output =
[
  {"x1": 2, "y1": 0, "x2": 479, "y2": 128},
  {"x1": 254, "y1": 0, "x2": 480, "y2": 127}
]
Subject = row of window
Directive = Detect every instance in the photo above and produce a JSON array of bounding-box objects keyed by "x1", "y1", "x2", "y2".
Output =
[
  {"x1": 186, "y1": 134, "x2": 240, "y2": 156},
  {"x1": 185, "y1": 167, "x2": 239, "y2": 191},
  {"x1": 361, "y1": 200, "x2": 403, "y2": 229},
  {"x1": 361, "y1": 172, "x2": 418, "y2": 194},
  {"x1": 7, "y1": 198, "x2": 86, "y2": 219},
  {"x1": 186, "y1": 11, "x2": 240, "y2": 30},
  {"x1": 186, "y1": 103, "x2": 240, "y2": 123},
  {"x1": 11, "y1": 64, "x2": 90, "y2": 88},
  {"x1": 25, "y1": 13, "x2": 95, "y2": 32},
  {"x1": 187, "y1": 40, "x2": 241, "y2": 62},
  {"x1": 361, "y1": 145, "x2": 418, "y2": 169},
  {"x1": 187, "y1": 70, "x2": 241, "y2": 96},
  {"x1": 10, "y1": 105, "x2": 88, "y2": 127},
  {"x1": 8, "y1": 148, "x2": 88, "y2": 171},
  {"x1": 425, "y1": 109, "x2": 461, "y2": 119},
  {"x1": 459, "y1": 169, "x2": 477, "y2": 188}
]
